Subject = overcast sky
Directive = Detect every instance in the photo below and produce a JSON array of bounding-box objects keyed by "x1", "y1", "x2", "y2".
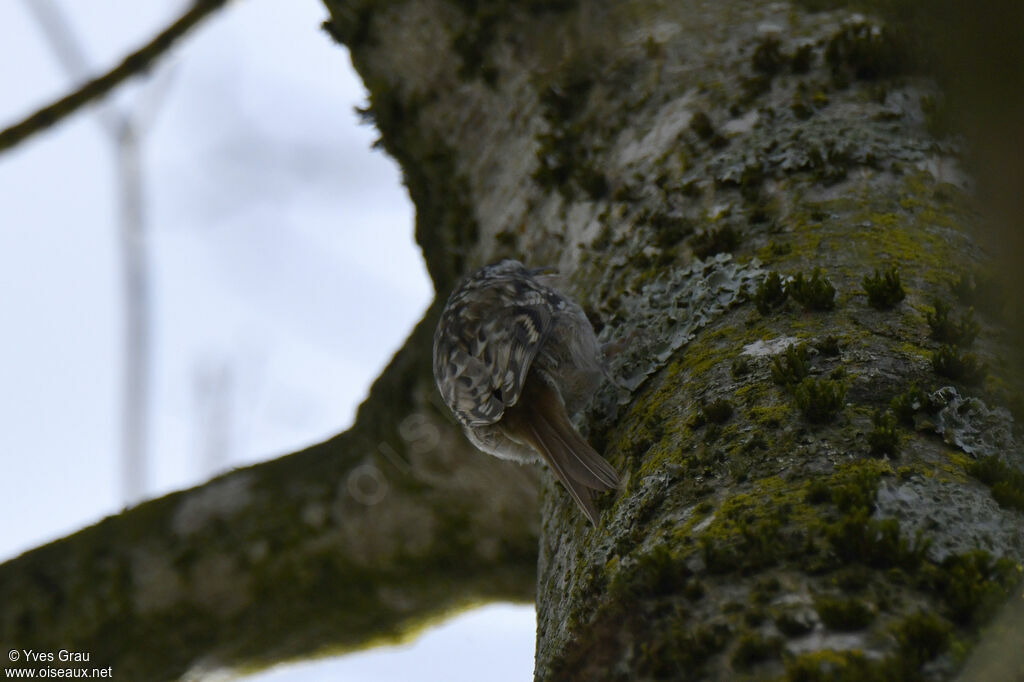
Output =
[{"x1": 0, "y1": 1, "x2": 533, "y2": 679}]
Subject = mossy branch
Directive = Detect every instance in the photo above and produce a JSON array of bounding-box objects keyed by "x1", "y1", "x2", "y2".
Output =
[{"x1": 0, "y1": 305, "x2": 539, "y2": 681}]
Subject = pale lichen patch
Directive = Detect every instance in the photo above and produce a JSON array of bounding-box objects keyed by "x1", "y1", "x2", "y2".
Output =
[
  {"x1": 131, "y1": 548, "x2": 186, "y2": 614},
  {"x1": 875, "y1": 476, "x2": 1024, "y2": 563},
  {"x1": 172, "y1": 474, "x2": 254, "y2": 537},
  {"x1": 743, "y1": 336, "x2": 800, "y2": 357},
  {"x1": 190, "y1": 552, "x2": 251, "y2": 618}
]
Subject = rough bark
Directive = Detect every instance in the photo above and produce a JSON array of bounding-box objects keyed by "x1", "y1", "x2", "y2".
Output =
[
  {"x1": 0, "y1": 303, "x2": 539, "y2": 680},
  {"x1": 324, "y1": 0, "x2": 1024, "y2": 680},
  {"x1": 3, "y1": 0, "x2": 1024, "y2": 681}
]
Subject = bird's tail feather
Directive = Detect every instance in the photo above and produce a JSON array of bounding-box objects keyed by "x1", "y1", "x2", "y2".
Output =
[{"x1": 507, "y1": 378, "x2": 619, "y2": 525}]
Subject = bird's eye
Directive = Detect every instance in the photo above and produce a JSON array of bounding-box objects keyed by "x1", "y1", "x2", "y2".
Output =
[{"x1": 492, "y1": 388, "x2": 504, "y2": 402}]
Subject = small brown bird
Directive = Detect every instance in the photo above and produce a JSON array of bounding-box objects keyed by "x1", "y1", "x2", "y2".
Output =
[{"x1": 432, "y1": 259, "x2": 620, "y2": 524}]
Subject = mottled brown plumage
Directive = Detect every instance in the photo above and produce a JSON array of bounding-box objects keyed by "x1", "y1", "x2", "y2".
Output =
[{"x1": 432, "y1": 259, "x2": 619, "y2": 524}]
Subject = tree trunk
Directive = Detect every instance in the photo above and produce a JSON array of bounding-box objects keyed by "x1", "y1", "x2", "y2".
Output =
[
  {"x1": 3, "y1": 0, "x2": 1023, "y2": 680},
  {"x1": 326, "y1": 0, "x2": 1024, "y2": 679}
]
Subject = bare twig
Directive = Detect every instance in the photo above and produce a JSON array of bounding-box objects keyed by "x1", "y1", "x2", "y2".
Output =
[
  {"x1": 0, "y1": 0, "x2": 228, "y2": 153},
  {"x1": 20, "y1": 0, "x2": 121, "y2": 135}
]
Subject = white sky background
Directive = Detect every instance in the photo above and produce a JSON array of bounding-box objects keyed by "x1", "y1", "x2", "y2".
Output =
[{"x1": 0, "y1": 1, "x2": 534, "y2": 679}]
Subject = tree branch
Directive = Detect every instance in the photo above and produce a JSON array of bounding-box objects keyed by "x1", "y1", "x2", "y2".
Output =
[
  {"x1": 0, "y1": 302, "x2": 540, "y2": 681},
  {"x1": 0, "y1": 0, "x2": 227, "y2": 153}
]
